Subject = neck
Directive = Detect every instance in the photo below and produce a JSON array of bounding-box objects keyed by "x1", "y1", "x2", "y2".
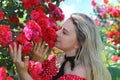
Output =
[{"x1": 64, "y1": 49, "x2": 77, "y2": 57}]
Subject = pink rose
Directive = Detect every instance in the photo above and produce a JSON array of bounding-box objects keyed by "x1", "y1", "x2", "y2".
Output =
[
  {"x1": 0, "y1": 67, "x2": 6, "y2": 80},
  {"x1": 23, "y1": 20, "x2": 42, "y2": 43}
]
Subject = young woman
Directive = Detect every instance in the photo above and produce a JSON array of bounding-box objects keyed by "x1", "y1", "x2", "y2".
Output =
[{"x1": 9, "y1": 13, "x2": 112, "y2": 80}]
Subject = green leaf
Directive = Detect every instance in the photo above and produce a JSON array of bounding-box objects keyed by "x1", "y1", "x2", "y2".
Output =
[{"x1": 108, "y1": 67, "x2": 120, "y2": 80}]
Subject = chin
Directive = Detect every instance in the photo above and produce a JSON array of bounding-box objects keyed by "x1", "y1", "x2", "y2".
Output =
[
  {"x1": 54, "y1": 44, "x2": 61, "y2": 50},
  {"x1": 54, "y1": 44, "x2": 59, "y2": 49}
]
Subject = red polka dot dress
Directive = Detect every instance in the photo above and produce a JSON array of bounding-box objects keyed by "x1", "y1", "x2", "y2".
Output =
[
  {"x1": 58, "y1": 74, "x2": 86, "y2": 80},
  {"x1": 29, "y1": 57, "x2": 86, "y2": 80}
]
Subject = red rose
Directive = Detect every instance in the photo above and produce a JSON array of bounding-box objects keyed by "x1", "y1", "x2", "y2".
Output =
[
  {"x1": 48, "y1": 3, "x2": 64, "y2": 21},
  {"x1": 91, "y1": 0, "x2": 97, "y2": 6},
  {"x1": 34, "y1": 0, "x2": 41, "y2": 5},
  {"x1": 16, "y1": 32, "x2": 28, "y2": 44},
  {"x1": 112, "y1": 40, "x2": 120, "y2": 45},
  {"x1": 28, "y1": 60, "x2": 34, "y2": 72},
  {"x1": 42, "y1": 27, "x2": 56, "y2": 48},
  {"x1": 111, "y1": 9, "x2": 119, "y2": 17},
  {"x1": 49, "y1": 18, "x2": 59, "y2": 31},
  {"x1": 6, "y1": 77, "x2": 14, "y2": 80},
  {"x1": 100, "y1": 12, "x2": 106, "y2": 18},
  {"x1": 29, "y1": 61, "x2": 43, "y2": 80},
  {"x1": 104, "y1": 0, "x2": 109, "y2": 4},
  {"x1": 22, "y1": 41, "x2": 32, "y2": 56},
  {"x1": 45, "y1": 0, "x2": 51, "y2": 3},
  {"x1": 107, "y1": 7, "x2": 113, "y2": 12},
  {"x1": 0, "y1": 25, "x2": 12, "y2": 47},
  {"x1": 0, "y1": 67, "x2": 6, "y2": 80},
  {"x1": 0, "y1": 67, "x2": 14, "y2": 80},
  {"x1": 37, "y1": 18, "x2": 49, "y2": 32},
  {"x1": 8, "y1": 14, "x2": 19, "y2": 24},
  {"x1": 0, "y1": 10, "x2": 4, "y2": 20},
  {"x1": 22, "y1": 0, "x2": 41, "y2": 10},
  {"x1": 36, "y1": 6, "x2": 44, "y2": 12},
  {"x1": 30, "y1": 9, "x2": 47, "y2": 21},
  {"x1": 111, "y1": 56, "x2": 120, "y2": 62},
  {"x1": 10, "y1": 32, "x2": 32, "y2": 55},
  {"x1": 30, "y1": 10, "x2": 40, "y2": 20},
  {"x1": 22, "y1": 0, "x2": 29, "y2": 3}
]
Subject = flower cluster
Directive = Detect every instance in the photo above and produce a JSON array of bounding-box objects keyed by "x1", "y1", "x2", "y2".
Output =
[
  {"x1": 29, "y1": 4, "x2": 61, "y2": 47},
  {"x1": 0, "y1": 67, "x2": 13, "y2": 80},
  {"x1": 111, "y1": 56, "x2": 120, "y2": 62},
  {"x1": 0, "y1": 0, "x2": 64, "y2": 79},
  {"x1": 27, "y1": 55, "x2": 58, "y2": 80},
  {"x1": 14, "y1": 32, "x2": 32, "y2": 55},
  {"x1": 8, "y1": 14, "x2": 20, "y2": 25},
  {"x1": 91, "y1": 0, "x2": 109, "y2": 6},
  {"x1": 22, "y1": 1, "x2": 64, "y2": 49},
  {"x1": 0, "y1": 25, "x2": 12, "y2": 47},
  {"x1": 92, "y1": 0, "x2": 120, "y2": 45},
  {"x1": 48, "y1": 3, "x2": 64, "y2": 21},
  {"x1": 22, "y1": 0, "x2": 41, "y2": 10},
  {"x1": 0, "y1": 0, "x2": 64, "y2": 55},
  {"x1": 0, "y1": 10, "x2": 4, "y2": 21},
  {"x1": 91, "y1": 0, "x2": 120, "y2": 66},
  {"x1": 106, "y1": 28, "x2": 120, "y2": 45},
  {"x1": 28, "y1": 61, "x2": 43, "y2": 80},
  {"x1": 93, "y1": 4, "x2": 120, "y2": 18}
]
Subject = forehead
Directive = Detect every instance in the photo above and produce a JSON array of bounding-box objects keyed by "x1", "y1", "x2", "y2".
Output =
[{"x1": 62, "y1": 19, "x2": 75, "y2": 32}]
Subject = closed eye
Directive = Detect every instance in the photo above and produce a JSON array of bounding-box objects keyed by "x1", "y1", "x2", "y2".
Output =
[
  {"x1": 63, "y1": 28, "x2": 69, "y2": 34},
  {"x1": 62, "y1": 30, "x2": 66, "y2": 34}
]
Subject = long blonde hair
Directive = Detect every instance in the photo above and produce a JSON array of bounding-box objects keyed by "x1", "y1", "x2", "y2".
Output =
[{"x1": 70, "y1": 13, "x2": 111, "y2": 80}]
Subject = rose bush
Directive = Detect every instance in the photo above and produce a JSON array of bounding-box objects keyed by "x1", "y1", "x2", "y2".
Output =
[{"x1": 0, "y1": 0, "x2": 64, "y2": 79}]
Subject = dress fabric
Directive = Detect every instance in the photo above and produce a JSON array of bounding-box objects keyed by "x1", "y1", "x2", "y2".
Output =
[{"x1": 29, "y1": 57, "x2": 86, "y2": 80}]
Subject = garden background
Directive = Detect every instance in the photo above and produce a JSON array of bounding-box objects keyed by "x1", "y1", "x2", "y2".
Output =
[{"x1": 0, "y1": 0, "x2": 120, "y2": 80}]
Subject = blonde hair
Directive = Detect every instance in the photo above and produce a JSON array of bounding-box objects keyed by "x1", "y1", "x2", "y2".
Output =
[{"x1": 70, "y1": 13, "x2": 112, "y2": 80}]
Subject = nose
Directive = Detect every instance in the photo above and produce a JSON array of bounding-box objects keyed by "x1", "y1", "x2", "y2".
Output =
[{"x1": 56, "y1": 29, "x2": 61, "y2": 37}]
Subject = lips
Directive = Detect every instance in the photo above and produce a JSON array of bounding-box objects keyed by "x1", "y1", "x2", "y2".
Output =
[
  {"x1": 55, "y1": 40, "x2": 59, "y2": 43},
  {"x1": 56, "y1": 39, "x2": 60, "y2": 42},
  {"x1": 56, "y1": 37, "x2": 60, "y2": 42}
]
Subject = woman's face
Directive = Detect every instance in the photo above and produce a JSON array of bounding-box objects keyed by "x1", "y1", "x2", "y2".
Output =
[{"x1": 55, "y1": 19, "x2": 79, "y2": 52}]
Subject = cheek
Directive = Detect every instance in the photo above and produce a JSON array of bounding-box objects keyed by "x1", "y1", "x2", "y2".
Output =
[
  {"x1": 61, "y1": 37, "x2": 75, "y2": 47},
  {"x1": 54, "y1": 37, "x2": 66, "y2": 48}
]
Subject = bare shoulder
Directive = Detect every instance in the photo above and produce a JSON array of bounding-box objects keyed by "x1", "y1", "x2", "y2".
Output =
[
  {"x1": 56, "y1": 53, "x2": 65, "y2": 63},
  {"x1": 71, "y1": 64, "x2": 86, "y2": 79},
  {"x1": 56, "y1": 53, "x2": 65, "y2": 68}
]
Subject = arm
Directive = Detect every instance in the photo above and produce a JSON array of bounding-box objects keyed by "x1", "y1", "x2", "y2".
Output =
[
  {"x1": 9, "y1": 42, "x2": 33, "y2": 80},
  {"x1": 17, "y1": 71, "x2": 33, "y2": 80}
]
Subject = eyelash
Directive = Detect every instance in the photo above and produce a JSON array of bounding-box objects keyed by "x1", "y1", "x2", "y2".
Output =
[{"x1": 62, "y1": 31, "x2": 66, "y2": 34}]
